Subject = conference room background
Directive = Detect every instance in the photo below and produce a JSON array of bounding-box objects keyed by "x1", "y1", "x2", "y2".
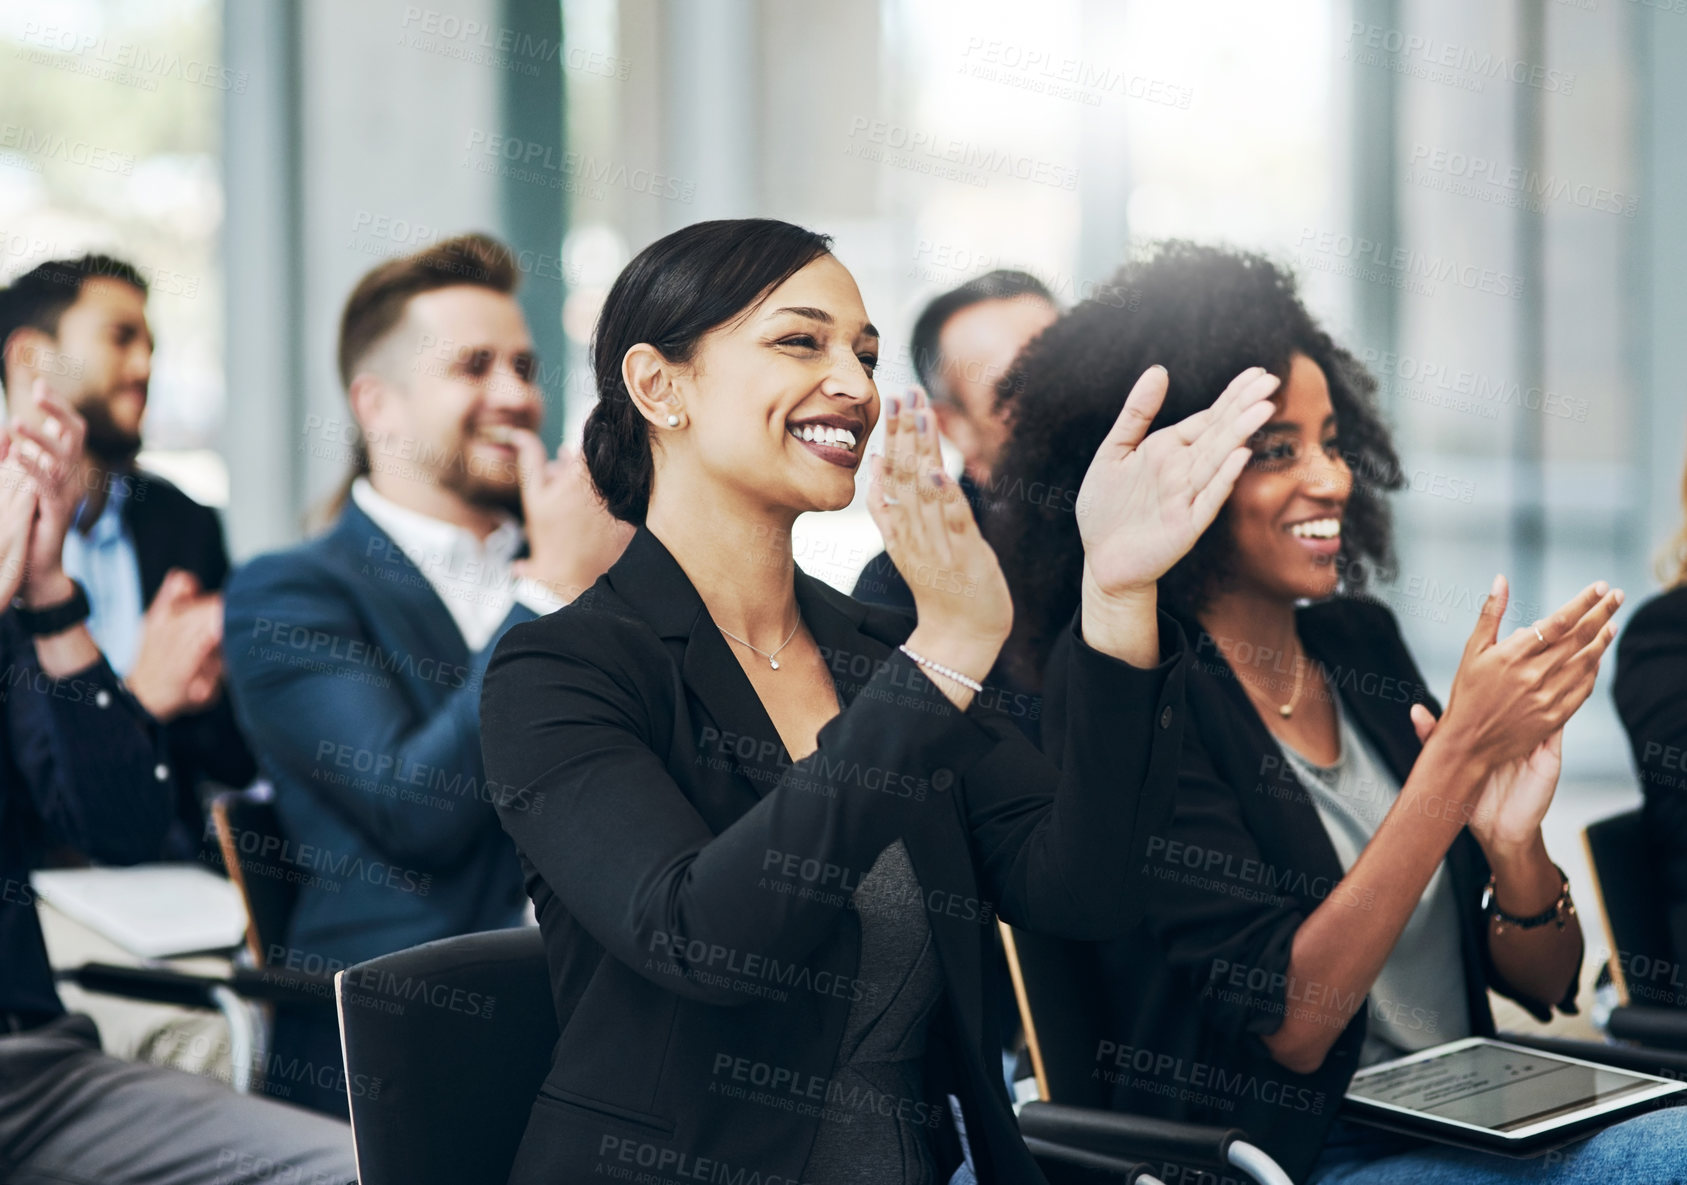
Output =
[{"x1": 1, "y1": 0, "x2": 1682, "y2": 798}]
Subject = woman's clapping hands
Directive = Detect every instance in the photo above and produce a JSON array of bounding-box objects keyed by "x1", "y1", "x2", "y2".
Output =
[{"x1": 867, "y1": 364, "x2": 1281, "y2": 676}]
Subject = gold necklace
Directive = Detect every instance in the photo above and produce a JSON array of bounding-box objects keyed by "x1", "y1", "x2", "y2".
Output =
[
  {"x1": 1277, "y1": 656, "x2": 1307, "y2": 719},
  {"x1": 1240, "y1": 651, "x2": 1307, "y2": 719}
]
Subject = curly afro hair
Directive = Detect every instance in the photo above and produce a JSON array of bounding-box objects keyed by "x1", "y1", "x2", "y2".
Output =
[{"x1": 985, "y1": 241, "x2": 1404, "y2": 687}]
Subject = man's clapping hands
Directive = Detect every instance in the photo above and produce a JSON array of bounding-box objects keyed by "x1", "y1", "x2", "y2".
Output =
[{"x1": 3, "y1": 379, "x2": 225, "y2": 709}]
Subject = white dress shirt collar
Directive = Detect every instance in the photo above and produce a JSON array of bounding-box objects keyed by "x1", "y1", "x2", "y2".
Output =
[{"x1": 351, "y1": 477, "x2": 542, "y2": 650}]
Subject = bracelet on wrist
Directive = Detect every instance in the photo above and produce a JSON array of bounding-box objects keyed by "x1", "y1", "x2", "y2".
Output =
[
  {"x1": 1481, "y1": 862, "x2": 1575, "y2": 933},
  {"x1": 897, "y1": 644, "x2": 984, "y2": 694}
]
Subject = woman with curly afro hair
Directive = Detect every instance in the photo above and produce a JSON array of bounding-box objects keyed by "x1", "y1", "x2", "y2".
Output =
[
  {"x1": 989, "y1": 241, "x2": 1400, "y2": 680},
  {"x1": 987, "y1": 243, "x2": 1663, "y2": 1184}
]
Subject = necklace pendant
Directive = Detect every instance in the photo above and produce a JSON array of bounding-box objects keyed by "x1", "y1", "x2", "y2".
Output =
[
  {"x1": 769, "y1": 659, "x2": 780, "y2": 670},
  {"x1": 1279, "y1": 704, "x2": 1293, "y2": 718}
]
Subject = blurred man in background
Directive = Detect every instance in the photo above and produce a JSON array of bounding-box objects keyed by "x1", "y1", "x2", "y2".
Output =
[
  {"x1": 0, "y1": 385, "x2": 355, "y2": 1185},
  {"x1": 851, "y1": 269, "x2": 1057, "y2": 612},
  {"x1": 0, "y1": 256, "x2": 254, "y2": 862},
  {"x1": 223, "y1": 232, "x2": 631, "y2": 1115}
]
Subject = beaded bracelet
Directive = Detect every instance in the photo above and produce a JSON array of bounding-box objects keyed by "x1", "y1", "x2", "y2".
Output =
[
  {"x1": 1481, "y1": 863, "x2": 1576, "y2": 933},
  {"x1": 898, "y1": 644, "x2": 984, "y2": 694}
]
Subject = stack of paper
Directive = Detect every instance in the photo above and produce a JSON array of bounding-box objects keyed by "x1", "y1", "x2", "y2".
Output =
[{"x1": 31, "y1": 864, "x2": 249, "y2": 959}]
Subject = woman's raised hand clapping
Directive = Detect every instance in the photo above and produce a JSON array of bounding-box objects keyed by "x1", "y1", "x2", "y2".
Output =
[
  {"x1": 1077, "y1": 365, "x2": 1279, "y2": 597},
  {"x1": 867, "y1": 387, "x2": 1013, "y2": 700},
  {"x1": 1073, "y1": 365, "x2": 1279, "y2": 664}
]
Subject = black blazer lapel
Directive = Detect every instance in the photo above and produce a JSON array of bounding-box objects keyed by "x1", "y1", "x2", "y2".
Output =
[
  {"x1": 607, "y1": 526, "x2": 905, "y2": 798},
  {"x1": 605, "y1": 526, "x2": 990, "y2": 1053},
  {"x1": 607, "y1": 528, "x2": 791, "y2": 798},
  {"x1": 124, "y1": 480, "x2": 172, "y2": 605},
  {"x1": 124, "y1": 471, "x2": 226, "y2": 604},
  {"x1": 1184, "y1": 619, "x2": 1349, "y2": 895}
]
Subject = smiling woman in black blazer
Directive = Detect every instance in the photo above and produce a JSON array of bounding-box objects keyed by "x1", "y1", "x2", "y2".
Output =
[
  {"x1": 987, "y1": 243, "x2": 1659, "y2": 1185},
  {"x1": 477, "y1": 219, "x2": 1278, "y2": 1185}
]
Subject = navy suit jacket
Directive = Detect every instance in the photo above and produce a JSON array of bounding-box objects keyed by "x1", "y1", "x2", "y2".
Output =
[{"x1": 223, "y1": 500, "x2": 529, "y2": 972}]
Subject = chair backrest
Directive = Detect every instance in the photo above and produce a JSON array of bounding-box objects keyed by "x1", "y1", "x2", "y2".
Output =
[
  {"x1": 212, "y1": 789, "x2": 298, "y2": 966},
  {"x1": 1583, "y1": 808, "x2": 1674, "y2": 1008},
  {"x1": 336, "y1": 926, "x2": 556, "y2": 1185},
  {"x1": 1000, "y1": 921, "x2": 1113, "y2": 1108}
]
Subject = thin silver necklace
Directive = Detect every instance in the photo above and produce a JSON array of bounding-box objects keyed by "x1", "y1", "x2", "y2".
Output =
[{"x1": 717, "y1": 618, "x2": 801, "y2": 670}]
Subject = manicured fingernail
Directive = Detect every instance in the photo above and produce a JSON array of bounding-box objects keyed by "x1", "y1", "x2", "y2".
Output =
[
  {"x1": 1595, "y1": 581, "x2": 1609, "y2": 596},
  {"x1": 916, "y1": 411, "x2": 927, "y2": 432},
  {"x1": 887, "y1": 395, "x2": 900, "y2": 416},
  {"x1": 1489, "y1": 573, "x2": 1503, "y2": 597},
  {"x1": 929, "y1": 471, "x2": 944, "y2": 486}
]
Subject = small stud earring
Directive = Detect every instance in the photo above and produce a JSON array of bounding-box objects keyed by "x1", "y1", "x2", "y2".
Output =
[{"x1": 666, "y1": 414, "x2": 680, "y2": 427}]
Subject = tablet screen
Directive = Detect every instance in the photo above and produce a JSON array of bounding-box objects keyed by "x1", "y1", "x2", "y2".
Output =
[{"x1": 1347, "y1": 1039, "x2": 1678, "y2": 1137}]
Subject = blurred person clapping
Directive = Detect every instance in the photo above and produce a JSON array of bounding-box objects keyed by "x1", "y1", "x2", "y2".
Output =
[{"x1": 0, "y1": 255, "x2": 259, "y2": 859}]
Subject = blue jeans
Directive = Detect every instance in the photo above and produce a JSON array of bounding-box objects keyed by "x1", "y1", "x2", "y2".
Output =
[{"x1": 1308, "y1": 1108, "x2": 1687, "y2": 1184}]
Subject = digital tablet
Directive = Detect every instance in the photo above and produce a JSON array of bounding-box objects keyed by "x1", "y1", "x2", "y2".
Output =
[{"x1": 1343, "y1": 1037, "x2": 1687, "y2": 1152}]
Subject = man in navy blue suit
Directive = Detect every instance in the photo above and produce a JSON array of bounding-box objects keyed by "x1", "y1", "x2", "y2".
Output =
[{"x1": 223, "y1": 233, "x2": 631, "y2": 1115}]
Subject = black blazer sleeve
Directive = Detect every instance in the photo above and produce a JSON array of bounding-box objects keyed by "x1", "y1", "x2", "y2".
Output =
[
  {"x1": 1140, "y1": 725, "x2": 1315, "y2": 1045},
  {"x1": 1614, "y1": 587, "x2": 1687, "y2": 953},
  {"x1": 969, "y1": 609, "x2": 1185, "y2": 936},
  {"x1": 129, "y1": 474, "x2": 229, "y2": 603},
  {"x1": 480, "y1": 604, "x2": 1184, "y2": 1007}
]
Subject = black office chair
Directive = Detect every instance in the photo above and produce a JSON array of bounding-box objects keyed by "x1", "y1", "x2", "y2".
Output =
[
  {"x1": 999, "y1": 924, "x2": 1293, "y2": 1185},
  {"x1": 1577, "y1": 808, "x2": 1687, "y2": 1050},
  {"x1": 334, "y1": 927, "x2": 554, "y2": 1185},
  {"x1": 335, "y1": 927, "x2": 1217, "y2": 1185}
]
